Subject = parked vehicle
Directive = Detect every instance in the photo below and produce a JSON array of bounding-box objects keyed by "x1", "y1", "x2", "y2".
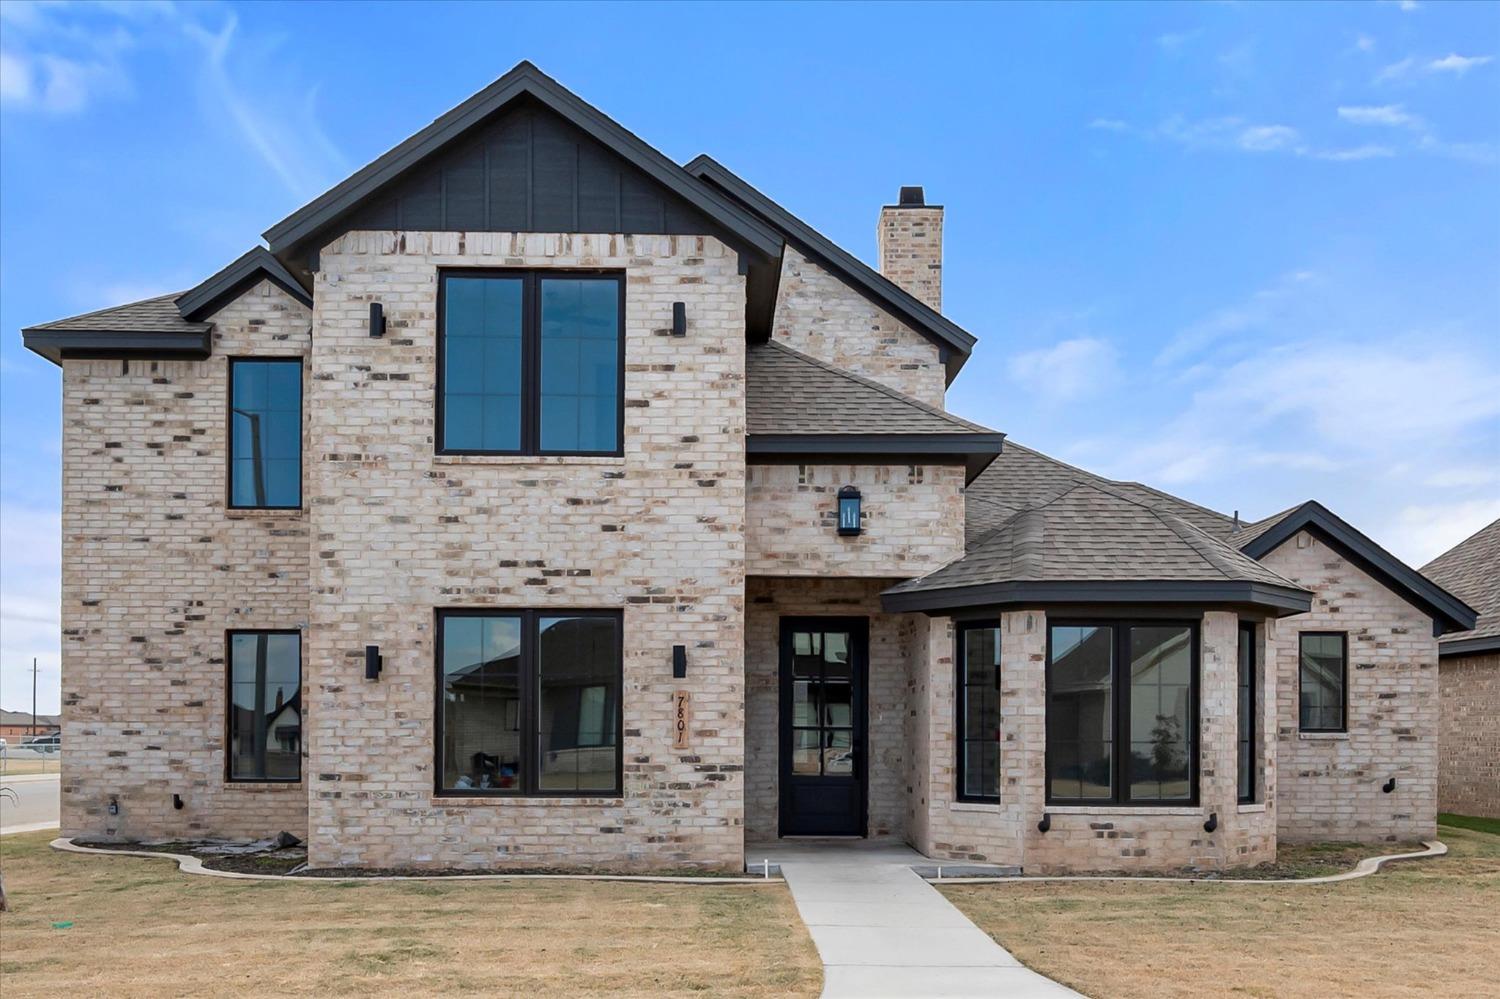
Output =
[{"x1": 21, "y1": 734, "x2": 60, "y2": 753}]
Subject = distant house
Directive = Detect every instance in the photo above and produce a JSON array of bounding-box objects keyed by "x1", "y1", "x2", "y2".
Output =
[
  {"x1": 1422, "y1": 519, "x2": 1500, "y2": 819},
  {"x1": 0, "y1": 710, "x2": 62, "y2": 741},
  {"x1": 20, "y1": 62, "x2": 1478, "y2": 872}
]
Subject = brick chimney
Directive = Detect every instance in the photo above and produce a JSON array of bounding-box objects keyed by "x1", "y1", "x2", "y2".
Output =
[{"x1": 877, "y1": 186, "x2": 943, "y2": 311}]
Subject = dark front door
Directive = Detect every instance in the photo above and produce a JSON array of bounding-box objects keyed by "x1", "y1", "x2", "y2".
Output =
[{"x1": 779, "y1": 617, "x2": 868, "y2": 837}]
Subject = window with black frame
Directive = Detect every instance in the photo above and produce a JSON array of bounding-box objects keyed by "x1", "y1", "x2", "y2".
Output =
[
  {"x1": 1237, "y1": 623, "x2": 1256, "y2": 803},
  {"x1": 227, "y1": 631, "x2": 302, "y2": 781},
  {"x1": 229, "y1": 358, "x2": 302, "y2": 508},
  {"x1": 438, "y1": 272, "x2": 622, "y2": 455},
  {"x1": 1299, "y1": 632, "x2": 1347, "y2": 732},
  {"x1": 1047, "y1": 622, "x2": 1196, "y2": 805},
  {"x1": 437, "y1": 609, "x2": 621, "y2": 796},
  {"x1": 956, "y1": 623, "x2": 1001, "y2": 802}
]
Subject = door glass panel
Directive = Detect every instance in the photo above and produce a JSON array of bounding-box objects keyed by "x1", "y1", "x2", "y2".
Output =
[
  {"x1": 792, "y1": 728, "x2": 821, "y2": 774},
  {"x1": 786, "y1": 627, "x2": 858, "y2": 780},
  {"x1": 824, "y1": 729, "x2": 854, "y2": 774}
]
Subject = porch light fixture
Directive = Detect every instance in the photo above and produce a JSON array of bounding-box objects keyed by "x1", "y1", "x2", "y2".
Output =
[
  {"x1": 369, "y1": 302, "x2": 385, "y2": 338},
  {"x1": 365, "y1": 644, "x2": 383, "y2": 681},
  {"x1": 837, "y1": 486, "x2": 862, "y2": 537},
  {"x1": 672, "y1": 644, "x2": 687, "y2": 679},
  {"x1": 671, "y1": 301, "x2": 687, "y2": 337}
]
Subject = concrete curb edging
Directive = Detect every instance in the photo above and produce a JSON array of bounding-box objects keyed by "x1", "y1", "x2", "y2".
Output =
[
  {"x1": 49, "y1": 838, "x2": 782, "y2": 885},
  {"x1": 932, "y1": 839, "x2": 1447, "y2": 885}
]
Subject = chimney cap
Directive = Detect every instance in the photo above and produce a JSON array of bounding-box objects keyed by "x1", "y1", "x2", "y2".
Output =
[{"x1": 898, "y1": 186, "x2": 926, "y2": 207}]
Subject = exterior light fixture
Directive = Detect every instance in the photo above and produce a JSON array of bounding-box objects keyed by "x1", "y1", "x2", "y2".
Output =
[
  {"x1": 365, "y1": 644, "x2": 383, "y2": 681},
  {"x1": 672, "y1": 644, "x2": 687, "y2": 679},
  {"x1": 837, "y1": 486, "x2": 862, "y2": 537},
  {"x1": 369, "y1": 302, "x2": 385, "y2": 338},
  {"x1": 671, "y1": 301, "x2": 687, "y2": 337}
]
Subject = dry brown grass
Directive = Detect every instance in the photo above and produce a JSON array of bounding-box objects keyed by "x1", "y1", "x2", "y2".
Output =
[
  {"x1": 0, "y1": 759, "x2": 60, "y2": 777},
  {"x1": 943, "y1": 824, "x2": 1500, "y2": 999},
  {"x1": 0, "y1": 832, "x2": 821, "y2": 998}
]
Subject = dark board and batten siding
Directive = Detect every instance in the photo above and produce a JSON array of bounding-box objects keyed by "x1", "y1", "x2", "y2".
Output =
[{"x1": 334, "y1": 101, "x2": 721, "y2": 242}]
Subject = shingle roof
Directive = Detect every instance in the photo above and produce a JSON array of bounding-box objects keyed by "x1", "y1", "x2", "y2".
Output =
[
  {"x1": 892, "y1": 483, "x2": 1304, "y2": 598},
  {"x1": 964, "y1": 440, "x2": 1237, "y2": 543},
  {"x1": 1422, "y1": 518, "x2": 1500, "y2": 654},
  {"x1": 24, "y1": 294, "x2": 205, "y2": 335},
  {"x1": 747, "y1": 340, "x2": 995, "y2": 436}
]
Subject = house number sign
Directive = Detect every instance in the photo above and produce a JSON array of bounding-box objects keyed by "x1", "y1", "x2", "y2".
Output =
[{"x1": 673, "y1": 689, "x2": 692, "y2": 750}]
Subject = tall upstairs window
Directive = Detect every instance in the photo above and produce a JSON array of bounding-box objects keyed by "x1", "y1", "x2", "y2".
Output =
[
  {"x1": 229, "y1": 359, "x2": 302, "y2": 509},
  {"x1": 438, "y1": 271, "x2": 623, "y2": 456}
]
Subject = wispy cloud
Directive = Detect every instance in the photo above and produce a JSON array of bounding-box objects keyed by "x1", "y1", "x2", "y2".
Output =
[
  {"x1": 1338, "y1": 104, "x2": 1424, "y2": 128},
  {"x1": 1157, "y1": 30, "x2": 1200, "y2": 53},
  {"x1": 1088, "y1": 117, "x2": 1129, "y2": 132},
  {"x1": 1379, "y1": 52, "x2": 1495, "y2": 83},
  {"x1": 1008, "y1": 337, "x2": 1120, "y2": 403},
  {"x1": 1156, "y1": 270, "x2": 1317, "y2": 366},
  {"x1": 1429, "y1": 53, "x2": 1493, "y2": 74}
]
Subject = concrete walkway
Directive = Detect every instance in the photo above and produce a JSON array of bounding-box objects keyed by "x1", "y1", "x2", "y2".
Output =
[{"x1": 753, "y1": 840, "x2": 1081, "y2": 998}]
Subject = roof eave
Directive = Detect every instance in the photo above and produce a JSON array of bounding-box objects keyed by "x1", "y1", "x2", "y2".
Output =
[
  {"x1": 20, "y1": 329, "x2": 213, "y2": 366},
  {"x1": 1240, "y1": 501, "x2": 1479, "y2": 635},
  {"x1": 880, "y1": 579, "x2": 1315, "y2": 617},
  {"x1": 1438, "y1": 634, "x2": 1500, "y2": 658},
  {"x1": 263, "y1": 62, "x2": 783, "y2": 262},
  {"x1": 175, "y1": 247, "x2": 313, "y2": 321},
  {"x1": 747, "y1": 432, "x2": 1005, "y2": 484}
]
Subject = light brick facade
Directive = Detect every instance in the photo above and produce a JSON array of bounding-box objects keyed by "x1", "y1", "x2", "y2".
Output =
[
  {"x1": 1437, "y1": 653, "x2": 1500, "y2": 818},
  {"x1": 877, "y1": 203, "x2": 944, "y2": 312},
  {"x1": 59, "y1": 279, "x2": 312, "y2": 841},
  {"x1": 1260, "y1": 530, "x2": 1440, "y2": 843}
]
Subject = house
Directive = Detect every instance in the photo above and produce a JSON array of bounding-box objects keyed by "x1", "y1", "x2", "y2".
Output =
[
  {"x1": 1421, "y1": 519, "x2": 1499, "y2": 819},
  {"x1": 21, "y1": 63, "x2": 1477, "y2": 873},
  {"x1": 0, "y1": 710, "x2": 62, "y2": 741}
]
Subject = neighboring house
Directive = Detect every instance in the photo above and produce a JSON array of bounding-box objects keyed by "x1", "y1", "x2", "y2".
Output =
[
  {"x1": 1421, "y1": 519, "x2": 1500, "y2": 819},
  {"x1": 21, "y1": 63, "x2": 1477, "y2": 873},
  {"x1": 0, "y1": 710, "x2": 62, "y2": 741}
]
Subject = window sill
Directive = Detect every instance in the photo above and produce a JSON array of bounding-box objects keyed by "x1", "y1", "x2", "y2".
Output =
[
  {"x1": 950, "y1": 800, "x2": 1003, "y2": 813},
  {"x1": 433, "y1": 454, "x2": 625, "y2": 467},
  {"x1": 432, "y1": 795, "x2": 625, "y2": 807},
  {"x1": 1046, "y1": 805, "x2": 1202, "y2": 817},
  {"x1": 1299, "y1": 731, "x2": 1350, "y2": 741},
  {"x1": 226, "y1": 507, "x2": 305, "y2": 517},
  {"x1": 1236, "y1": 803, "x2": 1268, "y2": 814},
  {"x1": 224, "y1": 781, "x2": 303, "y2": 789}
]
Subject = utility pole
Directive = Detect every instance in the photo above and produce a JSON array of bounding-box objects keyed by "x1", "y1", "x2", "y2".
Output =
[{"x1": 31, "y1": 657, "x2": 39, "y2": 737}]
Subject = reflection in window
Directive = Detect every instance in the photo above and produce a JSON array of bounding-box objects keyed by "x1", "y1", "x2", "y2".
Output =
[
  {"x1": 228, "y1": 631, "x2": 301, "y2": 781},
  {"x1": 1048, "y1": 622, "x2": 1197, "y2": 804},
  {"x1": 437, "y1": 610, "x2": 621, "y2": 796},
  {"x1": 229, "y1": 359, "x2": 301, "y2": 508},
  {"x1": 958, "y1": 624, "x2": 1001, "y2": 802},
  {"x1": 439, "y1": 272, "x2": 622, "y2": 455},
  {"x1": 789, "y1": 628, "x2": 856, "y2": 778},
  {"x1": 1299, "y1": 632, "x2": 1347, "y2": 732}
]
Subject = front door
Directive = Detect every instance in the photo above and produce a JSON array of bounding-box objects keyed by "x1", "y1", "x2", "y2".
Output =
[{"x1": 778, "y1": 617, "x2": 868, "y2": 837}]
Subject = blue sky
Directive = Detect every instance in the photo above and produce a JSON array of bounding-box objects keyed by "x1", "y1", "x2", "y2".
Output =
[{"x1": 2, "y1": 0, "x2": 1497, "y2": 712}]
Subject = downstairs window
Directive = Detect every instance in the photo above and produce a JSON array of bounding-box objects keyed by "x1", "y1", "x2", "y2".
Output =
[{"x1": 227, "y1": 630, "x2": 302, "y2": 782}]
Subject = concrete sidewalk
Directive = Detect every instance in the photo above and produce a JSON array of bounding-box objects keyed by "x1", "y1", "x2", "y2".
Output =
[{"x1": 757, "y1": 840, "x2": 1081, "y2": 999}]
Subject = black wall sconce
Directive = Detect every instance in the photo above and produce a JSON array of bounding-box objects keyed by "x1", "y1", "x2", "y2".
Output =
[
  {"x1": 1037, "y1": 812, "x2": 1051, "y2": 834},
  {"x1": 672, "y1": 645, "x2": 687, "y2": 679},
  {"x1": 365, "y1": 644, "x2": 383, "y2": 681},
  {"x1": 671, "y1": 301, "x2": 687, "y2": 337},
  {"x1": 1383, "y1": 777, "x2": 1397, "y2": 794},
  {"x1": 369, "y1": 302, "x2": 385, "y2": 338},
  {"x1": 108, "y1": 796, "x2": 119, "y2": 816},
  {"x1": 172, "y1": 793, "x2": 185, "y2": 811},
  {"x1": 837, "y1": 486, "x2": 862, "y2": 537},
  {"x1": 1203, "y1": 812, "x2": 1218, "y2": 833}
]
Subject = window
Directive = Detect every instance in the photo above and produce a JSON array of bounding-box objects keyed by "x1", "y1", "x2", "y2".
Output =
[
  {"x1": 227, "y1": 630, "x2": 302, "y2": 781},
  {"x1": 436, "y1": 609, "x2": 621, "y2": 796},
  {"x1": 1237, "y1": 623, "x2": 1256, "y2": 803},
  {"x1": 956, "y1": 623, "x2": 1001, "y2": 802},
  {"x1": 1046, "y1": 621, "x2": 1197, "y2": 805},
  {"x1": 229, "y1": 359, "x2": 302, "y2": 508},
  {"x1": 1299, "y1": 632, "x2": 1347, "y2": 732},
  {"x1": 438, "y1": 271, "x2": 623, "y2": 455}
]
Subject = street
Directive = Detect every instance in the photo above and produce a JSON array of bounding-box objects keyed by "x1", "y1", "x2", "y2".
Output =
[{"x1": 0, "y1": 774, "x2": 60, "y2": 835}]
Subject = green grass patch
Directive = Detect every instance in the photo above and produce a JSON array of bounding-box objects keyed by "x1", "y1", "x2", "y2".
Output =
[{"x1": 1439, "y1": 813, "x2": 1500, "y2": 836}]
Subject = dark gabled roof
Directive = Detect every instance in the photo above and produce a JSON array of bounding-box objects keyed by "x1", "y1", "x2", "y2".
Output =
[
  {"x1": 175, "y1": 247, "x2": 312, "y2": 321},
  {"x1": 885, "y1": 482, "x2": 1312, "y2": 615},
  {"x1": 21, "y1": 293, "x2": 211, "y2": 365},
  {"x1": 1237, "y1": 500, "x2": 1478, "y2": 636},
  {"x1": 263, "y1": 61, "x2": 783, "y2": 263},
  {"x1": 687, "y1": 154, "x2": 977, "y2": 383},
  {"x1": 1421, "y1": 518, "x2": 1500, "y2": 656},
  {"x1": 964, "y1": 440, "x2": 1237, "y2": 541},
  {"x1": 746, "y1": 341, "x2": 1004, "y2": 482}
]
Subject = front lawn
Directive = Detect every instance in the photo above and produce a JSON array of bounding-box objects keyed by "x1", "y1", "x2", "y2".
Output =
[
  {"x1": 0, "y1": 832, "x2": 821, "y2": 998},
  {"x1": 942, "y1": 823, "x2": 1500, "y2": 999}
]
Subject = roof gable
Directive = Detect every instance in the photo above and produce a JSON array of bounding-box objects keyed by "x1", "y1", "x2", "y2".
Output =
[
  {"x1": 1238, "y1": 500, "x2": 1477, "y2": 635},
  {"x1": 176, "y1": 247, "x2": 312, "y2": 321},
  {"x1": 1421, "y1": 517, "x2": 1500, "y2": 655},
  {"x1": 264, "y1": 61, "x2": 782, "y2": 264},
  {"x1": 686, "y1": 154, "x2": 976, "y2": 382}
]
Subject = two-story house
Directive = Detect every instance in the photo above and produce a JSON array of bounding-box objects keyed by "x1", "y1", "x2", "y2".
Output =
[{"x1": 23, "y1": 63, "x2": 1477, "y2": 873}]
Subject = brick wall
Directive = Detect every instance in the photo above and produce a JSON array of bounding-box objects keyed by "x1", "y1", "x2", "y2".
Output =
[
  {"x1": 1438, "y1": 652, "x2": 1500, "y2": 818},
  {"x1": 743, "y1": 577, "x2": 915, "y2": 842},
  {"x1": 771, "y1": 246, "x2": 946, "y2": 407},
  {"x1": 59, "y1": 279, "x2": 312, "y2": 841},
  {"x1": 746, "y1": 462, "x2": 965, "y2": 577},
  {"x1": 1260, "y1": 530, "x2": 1439, "y2": 843},
  {"x1": 304, "y1": 231, "x2": 747, "y2": 870}
]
